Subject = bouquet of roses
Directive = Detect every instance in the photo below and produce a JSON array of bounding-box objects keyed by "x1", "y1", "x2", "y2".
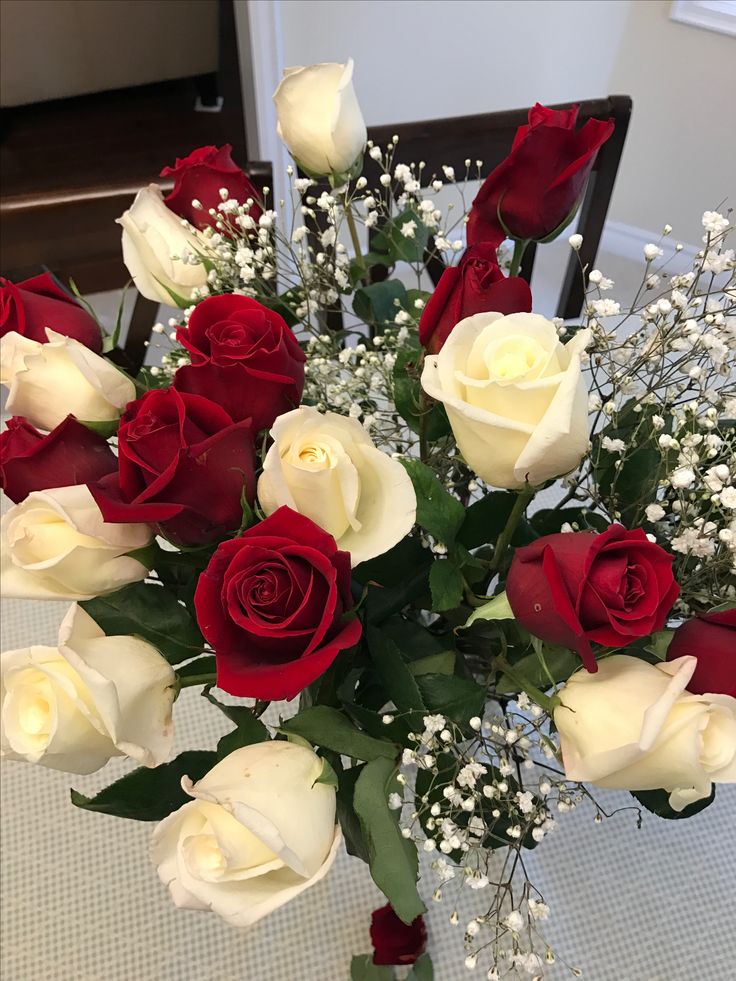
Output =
[{"x1": 2, "y1": 59, "x2": 734, "y2": 979}]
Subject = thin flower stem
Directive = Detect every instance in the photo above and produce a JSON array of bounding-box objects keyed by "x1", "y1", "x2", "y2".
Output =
[
  {"x1": 508, "y1": 238, "x2": 529, "y2": 278},
  {"x1": 489, "y1": 485, "x2": 534, "y2": 572},
  {"x1": 178, "y1": 673, "x2": 217, "y2": 690},
  {"x1": 344, "y1": 196, "x2": 366, "y2": 280}
]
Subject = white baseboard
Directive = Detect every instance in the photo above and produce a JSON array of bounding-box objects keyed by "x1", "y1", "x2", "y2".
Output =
[{"x1": 600, "y1": 220, "x2": 698, "y2": 264}]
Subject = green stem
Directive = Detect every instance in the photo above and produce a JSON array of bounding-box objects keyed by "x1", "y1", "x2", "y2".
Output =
[
  {"x1": 418, "y1": 390, "x2": 430, "y2": 463},
  {"x1": 178, "y1": 673, "x2": 217, "y2": 690},
  {"x1": 496, "y1": 657, "x2": 560, "y2": 715},
  {"x1": 344, "y1": 197, "x2": 366, "y2": 280},
  {"x1": 488, "y1": 485, "x2": 534, "y2": 572},
  {"x1": 508, "y1": 238, "x2": 529, "y2": 278}
]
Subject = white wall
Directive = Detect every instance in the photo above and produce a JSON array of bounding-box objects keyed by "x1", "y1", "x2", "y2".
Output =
[{"x1": 274, "y1": 0, "x2": 736, "y2": 243}]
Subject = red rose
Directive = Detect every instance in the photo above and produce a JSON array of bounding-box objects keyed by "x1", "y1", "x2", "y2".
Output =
[
  {"x1": 0, "y1": 415, "x2": 117, "y2": 504},
  {"x1": 194, "y1": 506, "x2": 362, "y2": 699},
  {"x1": 370, "y1": 904, "x2": 427, "y2": 966},
  {"x1": 666, "y1": 609, "x2": 736, "y2": 697},
  {"x1": 173, "y1": 294, "x2": 305, "y2": 431},
  {"x1": 467, "y1": 104, "x2": 614, "y2": 247},
  {"x1": 91, "y1": 387, "x2": 255, "y2": 546},
  {"x1": 419, "y1": 243, "x2": 532, "y2": 353},
  {"x1": 506, "y1": 525, "x2": 679, "y2": 671},
  {"x1": 160, "y1": 144, "x2": 263, "y2": 231},
  {"x1": 1, "y1": 273, "x2": 102, "y2": 352}
]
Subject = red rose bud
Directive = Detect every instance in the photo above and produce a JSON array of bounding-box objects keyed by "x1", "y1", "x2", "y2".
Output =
[
  {"x1": 506, "y1": 525, "x2": 679, "y2": 671},
  {"x1": 370, "y1": 904, "x2": 427, "y2": 966},
  {"x1": 161, "y1": 144, "x2": 263, "y2": 231},
  {"x1": 666, "y1": 609, "x2": 736, "y2": 697},
  {"x1": 467, "y1": 103, "x2": 614, "y2": 247},
  {"x1": 419, "y1": 243, "x2": 532, "y2": 353},
  {"x1": 173, "y1": 294, "x2": 305, "y2": 432},
  {"x1": 91, "y1": 387, "x2": 255, "y2": 546},
  {"x1": 0, "y1": 415, "x2": 117, "y2": 503},
  {"x1": 194, "y1": 506, "x2": 362, "y2": 700},
  {"x1": 1, "y1": 273, "x2": 102, "y2": 352}
]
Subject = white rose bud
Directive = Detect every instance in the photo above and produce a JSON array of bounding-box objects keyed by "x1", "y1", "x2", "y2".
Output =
[
  {"x1": 421, "y1": 312, "x2": 591, "y2": 489},
  {"x1": 554, "y1": 655, "x2": 736, "y2": 812},
  {"x1": 1, "y1": 484, "x2": 151, "y2": 600},
  {"x1": 273, "y1": 59, "x2": 367, "y2": 178},
  {"x1": 1, "y1": 330, "x2": 135, "y2": 431},
  {"x1": 118, "y1": 185, "x2": 209, "y2": 305},
  {"x1": 257, "y1": 405, "x2": 416, "y2": 566},
  {"x1": 1, "y1": 604, "x2": 175, "y2": 773},
  {"x1": 151, "y1": 741, "x2": 341, "y2": 927}
]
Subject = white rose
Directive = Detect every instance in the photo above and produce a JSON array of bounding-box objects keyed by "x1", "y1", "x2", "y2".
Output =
[
  {"x1": 273, "y1": 59, "x2": 367, "y2": 177},
  {"x1": 257, "y1": 406, "x2": 416, "y2": 566},
  {"x1": 0, "y1": 329, "x2": 135, "y2": 431},
  {"x1": 1, "y1": 484, "x2": 151, "y2": 600},
  {"x1": 1, "y1": 604, "x2": 175, "y2": 773},
  {"x1": 151, "y1": 741, "x2": 341, "y2": 927},
  {"x1": 554, "y1": 655, "x2": 736, "y2": 811},
  {"x1": 119, "y1": 185, "x2": 209, "y2": 305},
  {"x1": 421, "y1": 312, "x2": 591, "y2": 489}
]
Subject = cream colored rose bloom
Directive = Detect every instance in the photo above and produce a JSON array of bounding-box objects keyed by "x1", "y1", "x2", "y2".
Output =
[
  {"x1": 273, "y1": 59, "x2": 366, "y2": 177},
  {"x1": 151, "y1": 741, "x2": 341, "y2": 927},
  {"x1": 1, "y1": 604, "x2": 175, "y2": 773},
  {"x1": 1, "y1": 329, "x2": 135, "y2": 431},
  {"x1": 554, "y1": 655, "x2": 736, "y2": 811},
  {"x1": 257, "y1": 406, "x2": 416, "y2": 566},
  {"x1": 421, "y1": 312, "x2": 591, "y2": 489},
  {"x1": 1, "y1": 484, "x2": 151, "y2": 601},
  {"x1": 119, "y1": 185, "x2": 209, "y2": 305}
]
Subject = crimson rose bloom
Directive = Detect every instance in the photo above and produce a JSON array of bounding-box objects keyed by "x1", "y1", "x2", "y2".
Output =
[
  {"x1": 370, "y1": 904, "x2": 427, "y2": 966},
  {"x1": 173, "y1": 294, "x2": 305, "y2": 431},
  {"x1": 666, "y1": 609, "x2": 736, "y2": 697},
  {"x1": 194, "y1": 507, "x2": 362, "y2": 699},
  {"x1": 0, "y1": 415, "x2": 117, "y2": 504},
  {"x1": 161, "y1": 144, "x2": 262, "y2": 231},
  {"x1": 467, "y1": 104, "x2": 614, "y2": 247},
  {"x1": 1, "y1": 273, "x2": 102, "y2": 352},
  {"x1": 419, "y1": 243, "x2": 532, "y2": 353},
  {"x1": 507, "y1": 525, "x2": 679, "y2": 671},
  {"x1": 92, "y1": 387, "x2": 254, "y2": 546}
]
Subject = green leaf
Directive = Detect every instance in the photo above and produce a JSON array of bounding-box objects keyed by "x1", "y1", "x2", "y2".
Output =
[
  {"x1": 368, "y1": 627, "x2": 426, "y2": 712},
  {"x1": 408, "y1": 954, "x2": 435, "y2": 981},
  {"x1": 429, "y1": 559, "x2": 465, "y2": 611},
  {"x1": 350, "y1": 955, "x2": 394, "y2": 981},
  {"x1": 457, "y1": 491, "x2": 519, "y2": 549},
  {"x1": 645, "y1": 630, "x2": 675, "y2": 660},
  {"x1": 314, "y1": 756, "x2": 339, "y2": 789},
  {"x1": 81, "y1": 582, "x2": 204, "y2": 665},
  {"x1": 71, "y1": 750, "x2": 217, "y2": 821},
  {"x1": 177, "y1": 655, "x2": 217, "y2": 680},
  {"x1": 335, "y1": 761, "x2": 370, "y2": 863},
  {"x1": 353, "y1": 280, "x2": 408, "y2": 329},
  {"x1": 415, "y1": 674, "x2": 485, "y2": 724},
  {"x1": 372, "y1": 209, "x2": 430, "y2": 264},
  {"x1": 77, "y1": 418, "x2": 119, "y2": 438},
  {"x1": 632, "y1": 786, "x2": 715, "y2": 820},
  {"x1": 353, "y1": 757, "x2": 425, "y2": 924},
  {"x1": 152, "y1": 276, "x2": 193, "y2": 309},
  {"x1": 465, "y1": 590, "x2": 514, "y2": 627},
  {"x1": 408, "y1": 651, "x2": 455, "y2": 676},
  {"x1": 354, "y1": 537, "x2": 430, "y2": 588},
  {"x1": 280, "y1": 706, "x2": 397, "y2": 761},
  {"x1": 392, "y1": 343, "x2": 451, "y2": 442},
  {"x1": 401, "y1": 459, "x2": 464, "y2": 545},
  {"x1": 495, "y1": 641, "x2": 578, "y2": 694}
]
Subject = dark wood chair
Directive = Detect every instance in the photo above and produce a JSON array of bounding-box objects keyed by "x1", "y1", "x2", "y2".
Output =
[{"x1": 362, "y1": 96, "x2": 632, "y2": 320}]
